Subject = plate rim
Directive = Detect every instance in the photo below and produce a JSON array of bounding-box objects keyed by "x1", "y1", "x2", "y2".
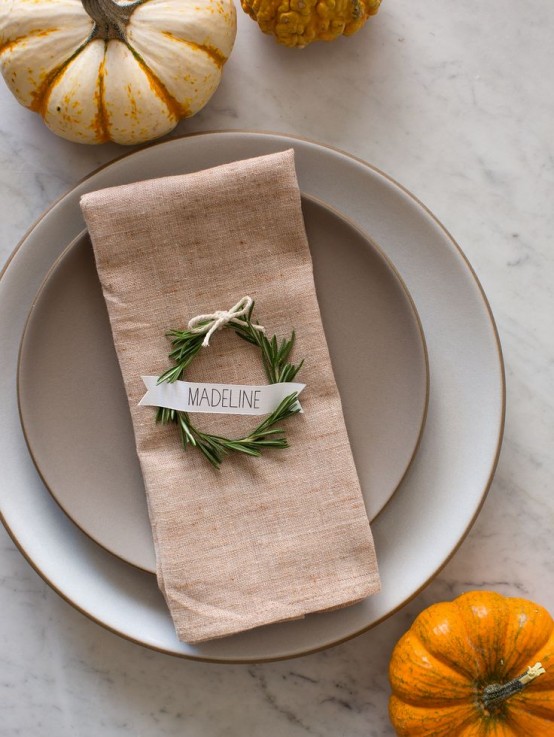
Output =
[
  {"x1": 15, "y1": 191, "x2": 430, "y2": 574},
  {"x1": 0, "y1": 130, "x2": 505, "y2": 663}
]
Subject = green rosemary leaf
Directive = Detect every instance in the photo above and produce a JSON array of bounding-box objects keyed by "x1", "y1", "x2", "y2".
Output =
[
  {"x1": 248, "y1": 428, "x2": 286, "y2": 438},
  {"x1": 197, "y1": 441, "x2": 222, "y2": 469},
  {"x1": 234, "y1": 330, "x2": 258, "y2": 346},
  {"x1": 252, "y1": 438, "x2": 289, "y2": 449},
  {"x1": 223, "y1": 442, "x2": 262, "y2": 457},
  {"x1": 270, "y1": 334, "x2": 278, "y2": 360},
  {"x1": 278, "y1": 359, "x2": 304, "y2": 383},
  {"x1": 201, "y1": 435, "x2": 228, "y2": 455},
  {"x1": 270, "y1": 392, "x2": 299, "y2": 417},
  {"x1": 277, "y1": 334, "x2": 294, "y2": 364},
  {"x1": 157, "y1": 364, "x2": 183, "y2": 384},
  {"x1": 178, "y1": 425, "x2": 189, "y2": 450},
  {"x1": 178, "y1": 413, "x2": 197, "y2": 446}
]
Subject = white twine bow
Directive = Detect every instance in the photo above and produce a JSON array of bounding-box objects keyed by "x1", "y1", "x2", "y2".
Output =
[{"x1": 187, "y1": 296, "x2": 265, "y2": 347}]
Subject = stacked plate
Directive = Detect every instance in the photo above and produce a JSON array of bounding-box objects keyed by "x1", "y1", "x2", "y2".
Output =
[{"x1": 0, "y1": 132, "x2": 505, "y2": 662}]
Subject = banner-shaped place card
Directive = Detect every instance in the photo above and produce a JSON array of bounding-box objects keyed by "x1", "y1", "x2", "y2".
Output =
[{"x1": 139, "y1": 378, "x2": 305, "y2": 416}]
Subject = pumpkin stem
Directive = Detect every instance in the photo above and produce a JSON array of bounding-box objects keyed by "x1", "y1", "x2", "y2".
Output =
[
  {"x1": 81, "y1": 0, "x2": 145, "y2": 41},
  {"x1": 481, "y1": 662, "x2": 546, "y2": 712}
]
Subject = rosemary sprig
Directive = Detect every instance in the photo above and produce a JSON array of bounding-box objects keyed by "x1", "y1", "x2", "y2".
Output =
[
  {"x1": 156, "y1": 329, "x2": 205, "y2": 384},
  {"x1": 233, "y1": 301, "x2": 304, "y2": 384},
  {"x1": 155, "y1": 301, "x2": 304, "y2": 468},
  {"x1": 160, "y1": 392, "x2": 300, "y2": 469}
]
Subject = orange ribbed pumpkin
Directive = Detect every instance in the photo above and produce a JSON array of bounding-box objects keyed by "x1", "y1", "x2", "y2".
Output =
[{"x1": 389, "y1": 591, "x2": 554, "y2": 736}]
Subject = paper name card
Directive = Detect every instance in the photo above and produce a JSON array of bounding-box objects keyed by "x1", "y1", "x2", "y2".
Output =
[{"x1": 139, "y1": 377, "x2": 305, "y2": 416}]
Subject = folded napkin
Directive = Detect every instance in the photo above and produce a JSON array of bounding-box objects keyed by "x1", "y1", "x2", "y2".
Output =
[{"x1": 80, "y1": 149, "x2": 380, "y2": 643}]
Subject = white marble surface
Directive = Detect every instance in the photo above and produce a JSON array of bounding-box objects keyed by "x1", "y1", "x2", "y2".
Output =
[{"x1": 1, "y1": 1, "x2": 553, "y2": 734}]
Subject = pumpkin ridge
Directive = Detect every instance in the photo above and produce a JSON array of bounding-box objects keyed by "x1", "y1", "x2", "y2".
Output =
[
  {"x1": 510, "y1": 695, "x2": 554, "y2": 720},
  {"x1": 505, "y1": 603, "x2": 554, "y2": 678},
  {"x1": 412, "y1": 602, "x2": 482, "y2": 680},
  {"x1": 124, "y1": 42, "x2": 187, "y2": 119},
  {"x1": 414, "y1": 626, "x2": 481, "y2": 682},
  {"x1": 0, "y1": 27, "x2": 59, "y2": 56},
  {"x1": 389, "y1": 697, "x2": 478, "y2": 737},
  {"x1": 389, "y1": 632, "x2": 475, "y2": 705},
  {"x1": 454, "y1": 592, "x2": 511, "y2": 680},
  {"x1": 512, "y1": 631, "x2": 554, "y2": 691},
  {"x1": 92, "y1": 44, "x2": 110, "y2": 143},
  {"x1": 32, "y1": 39, "x2": 92, "y2": 115},
  {"x1": 453, "y1": 598, "x2": 486, "y2": 677},
  {"x1": 161, "y1": 31, "x2": 226, "y2": 69},
  {"x1": 392, "y1": 696, "x2": 474, "y2": 709},
  {"x1": 505, "y1": 706, "x2": 554, "y2": 734}
]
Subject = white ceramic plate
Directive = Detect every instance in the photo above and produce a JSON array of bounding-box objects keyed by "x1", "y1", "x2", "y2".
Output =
[
  {"x1": 0, "y1": 132, "x2": 505, "y2": 662},
  {"x1": 17, "y1": 196, "x2": 429, "y2": 573}
]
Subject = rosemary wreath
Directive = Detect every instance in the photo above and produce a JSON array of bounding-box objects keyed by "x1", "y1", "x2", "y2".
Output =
[{"x1": 155, "y1": 300, "x2": 304, "y2": 468}]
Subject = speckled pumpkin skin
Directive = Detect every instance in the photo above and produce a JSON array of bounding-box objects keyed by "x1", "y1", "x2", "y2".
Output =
[
  {"x1": 0, "y1": 0, "x2": 236, "y2": 145},
  {"x1": 389, "y1": 591, "x2": 554, "y2": 736},
  {"x1": 241, "y1": 0, "x2": 381, "y2": 48}
]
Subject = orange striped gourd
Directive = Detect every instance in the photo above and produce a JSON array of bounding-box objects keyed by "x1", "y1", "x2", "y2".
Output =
[{"x1": 0, "y1": 0, "x2": 236, "y2": 144}]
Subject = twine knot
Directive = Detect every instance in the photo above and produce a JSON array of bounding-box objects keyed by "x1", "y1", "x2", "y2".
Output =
[{"x1": 187, "y1": 296, "x2": 265, "y2": 347}]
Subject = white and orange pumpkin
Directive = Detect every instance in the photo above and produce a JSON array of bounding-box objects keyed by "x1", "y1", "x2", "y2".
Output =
[{"x1": 0, "y1": 0, "x2": 236, "y2": 144}]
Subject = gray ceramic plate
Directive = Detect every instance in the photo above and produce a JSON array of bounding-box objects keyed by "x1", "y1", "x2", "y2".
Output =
[
  {"x1": 18, "y1": 195, "x2": 429, "y2": 573},
  {"x1": 0, "y1": 132, "x2": 504, "y2": 662}
]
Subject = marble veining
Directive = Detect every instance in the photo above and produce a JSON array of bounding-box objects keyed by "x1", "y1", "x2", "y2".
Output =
[{"x1": 1, "y1": 0, "x2": 553, "y2": 734}]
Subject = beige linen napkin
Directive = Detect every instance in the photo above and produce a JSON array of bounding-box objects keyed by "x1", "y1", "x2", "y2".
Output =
[{"x1": 80, "y1": 149, "x2": 380, "y2": 644}]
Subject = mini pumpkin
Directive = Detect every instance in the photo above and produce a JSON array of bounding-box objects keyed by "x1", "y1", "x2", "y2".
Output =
[
  {"x1": 0, "y1": 0, "x2": 236, "y2": 144},
  {"x1": 241, "y1": 0, "x2": 381, "y2": 48},
  {"x1": 389, "y1": 591, "x2": 554, "y2": 736}
]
